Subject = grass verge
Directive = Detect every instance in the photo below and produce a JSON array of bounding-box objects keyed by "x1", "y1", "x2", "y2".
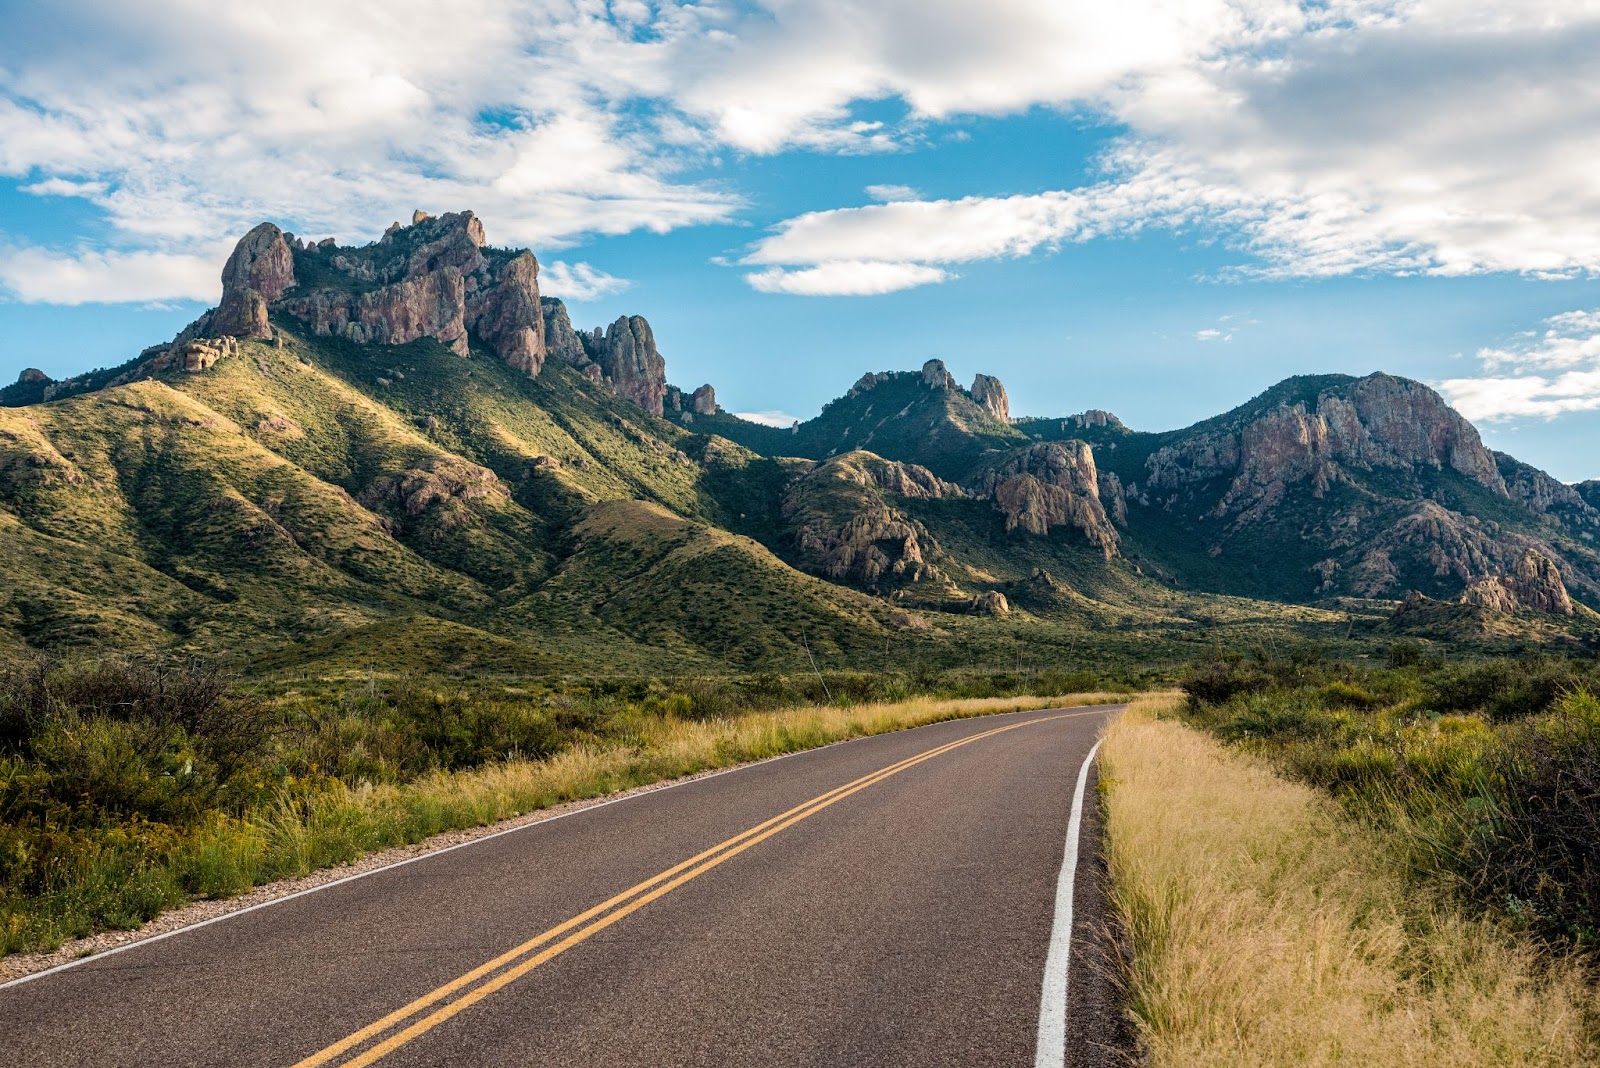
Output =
[
  {"x1": 2, "y1": 690, "x2": 1124, "y2": 959},
  {"x1": 1101, "y1": 694, "x2": 1600, "y2": 1067}
]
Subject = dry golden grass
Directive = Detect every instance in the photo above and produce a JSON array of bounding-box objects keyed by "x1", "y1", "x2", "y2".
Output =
[{"x1": 1101, "y1": 695, "x2": 1600, "y2": 1067}]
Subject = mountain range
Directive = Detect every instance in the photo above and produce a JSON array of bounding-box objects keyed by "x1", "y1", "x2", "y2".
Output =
[{"x1": 3, "y1": 210, "x2": 1596, "y2": 676}]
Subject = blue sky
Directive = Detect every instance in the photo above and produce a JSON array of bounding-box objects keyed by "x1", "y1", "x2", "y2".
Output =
[{"x1": 2, "y1": 0, "x2": 1598, "y2": 480}]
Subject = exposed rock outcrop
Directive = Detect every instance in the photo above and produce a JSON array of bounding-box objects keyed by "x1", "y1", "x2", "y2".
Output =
[
  {"x1": 1460, "y1": 549, "x2": 1575, "y2": 615},
  {"x1": 1068, "y1": 409, "x2": 1123, "y2": 430},
  {"x1": 970, "y1": 442, "x2": 1118, "y2": 557},
  {"x1": 921, "y1": 359, "x2": 955, "y2": 390},
  {"x1": 970, "y1": 590, "x2": 1011, "y2": 616},
  {"x1": 17, "y1": 369, "x2": 49, "y2": 385},
  {"x1": 213, "y1": 223, "x2": 296, "y2": 338},
  {"x1": 1098, "y1": 470, "x2": 1129, "y2": 526},
  {"x1": 970, "y1": 374, "x2": 1010, "y2": 423},
  {"x1": 357, "y1": 458, "x2": 505, "y2": 531},
  {"x1": 595, "y1": 316, "x2": 667, "y2": 416},
  {"x1": 540, "y1": 297, "x2": 589, "y2": 367},
  {"x1": 690, "y1": 384, "x2": 717, "y2": 416},
  {"x1": 782, "y1": 452, "x2": 960, "y2": 588},
  {"x1": 1146, "y1": 374, "x2": 1508, "y2": 523},
  {"x1": 276, "y1": 211, "x2": 546, "y2": 374},
  {"x1": 849, "y1": 371, "x2": 891, "y2": 397}
]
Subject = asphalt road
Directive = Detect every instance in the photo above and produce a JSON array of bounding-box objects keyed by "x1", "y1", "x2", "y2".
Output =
[{"x1": 1, "y1": 704, "x2": 1129, "y2": 1067}]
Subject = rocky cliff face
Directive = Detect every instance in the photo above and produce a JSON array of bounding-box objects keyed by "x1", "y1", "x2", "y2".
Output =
[
  {"x1": 782, "y1": 452, "x2": 960, "y2": 589},
  {"x1": 540, "y1": 297, "x2": 588, "y2": 367},
  {"x1": 1460, "y1": 549, "x2": 1575, "y2": 615},
  {"x1": 970, "y1": 374, "x2": 1010, "y2": 423},
  {"x1": 212, "y1": 223, "x2": 297, "y2": 338},
  {"x1": 921, "y1": 359, "x2": 956, "y2": 390},
  {"x1": 970, "y1": 442, "x2": 1118, "y2": 557},
  {"x1": 275, "y1": 211, "x2": 546, "y2": 374},
  {"x1": 1146, "y1": 374, "x2": 1508, "y2": 523},
  {"x1": 690, "y1": 385, "x2": 717, "y2": 416},
  {"x1": 595, "y1": 316, "x2": 668, "y2": 416}
]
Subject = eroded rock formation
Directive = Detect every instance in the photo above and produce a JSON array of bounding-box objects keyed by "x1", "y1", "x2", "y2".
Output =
[
  {"x1": 970, "y1": 374, "x2": 1010, "y2": 423},
  {"x1": 783, "y1": 452, "x2": 960, "y2": 588},
  {"x1": 595, "y1": 316, "x2": 668, "y2": 416},
  {"x1": 970, "y1": 442, "x2": 1119, "y2": 557},
  {"x1": 921, "y1": 359, "x2": 955, "y2": 390},
  {"x1": 691, "y1": 384, "x2": 717, "y2": 416},
  {"x1": 1146, "y1": 374, "x2": 1507, "y2": 523},
  {"x1": 1460, "y1": 549, "x2": 1575, "y2": 615}
]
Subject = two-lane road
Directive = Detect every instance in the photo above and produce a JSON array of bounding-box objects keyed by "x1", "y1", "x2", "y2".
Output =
[{"x1": 1, "y1": 704, "x2": 1127, "y2": 1067}]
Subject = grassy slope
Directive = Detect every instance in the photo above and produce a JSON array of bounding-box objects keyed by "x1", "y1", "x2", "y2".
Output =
[{"x1": 1103, "y1": 697, "x2": 1599, "y2": 1066}]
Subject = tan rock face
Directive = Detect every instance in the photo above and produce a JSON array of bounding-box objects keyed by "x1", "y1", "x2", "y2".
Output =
[
  {"x1": 970, "y1": 374, "x2": 1010, "y2": 423},
  {"x1": 597, "y1": 316, "x2": 667, "y2": 416},
  {"x1": 1146, "y1": 374, "x2": 1508, "y2": 521},
  {"x1": 783, "y1": 452, "x2": 961, "y2": 588},
  {"x1": 1067, "y1": 409, "x2": 1123, "y2": 430},
  {"x1": 921, "y1": 358, "x2": 955, "y2": 389},
  {"x1": 213, "y1": 223, "x2": 296, "y2": 338},
  {"x1": 1466, "y1": 549, "x2": 1576, "y2": 615},
  {"x1": 970, "y1": 441, "x2": 1118, "y2": 557},
  {"x1": 357, "y1": 458, "x2": 505, "y2": 531},
  {"x1": 540, "y1": 297, "x2": 589, "y2": 368},
  {"x1": 17, "y1": 369, "x2": 49, "y2": 384},
  {"x1": 690, "y1": 384, "x2": 717, "y2": 416},
  {"x1": 242, "y1": 211, "x2": 547, "y2": 375}
]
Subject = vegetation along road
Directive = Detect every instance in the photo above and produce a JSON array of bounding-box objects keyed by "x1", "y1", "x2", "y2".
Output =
[{"x1": 0, "y1": 704, "x2": 1126, "y2": 1067}]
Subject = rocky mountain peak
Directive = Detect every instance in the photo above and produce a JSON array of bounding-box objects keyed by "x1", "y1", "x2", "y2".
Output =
[
  {"x1": 197, "y1": 210, "x2": 547, "y2": 377},
  {"x1": 17, "y1": 369, "x2": 49, "y2": 385},
  {"x1": 921, "y1": 359, "x2": 955, "y2": 389},
  {"x1": 598, "y1": 316, "x2": 668, "y2": 416},
  {"x1": 213, "y1": 222, "x2": 296, "y2": 338},
  {"x1": 970, "y1": 374, "x2": 1010, "y2": 423},
  {"x1": 1146, "y1": 373, "x2": 1508, "y2": 522},
  {"x1": 1068, "y1": 409, "x2": 1123, "y2": 430},
  {"x1": 691, "y1": 384, "x2": 717, "y2": 416}
]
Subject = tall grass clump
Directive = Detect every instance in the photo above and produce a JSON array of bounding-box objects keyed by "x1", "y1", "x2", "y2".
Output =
[{"x1": 1102, "y1": 697, "x2": 1600, "y2": 1067}]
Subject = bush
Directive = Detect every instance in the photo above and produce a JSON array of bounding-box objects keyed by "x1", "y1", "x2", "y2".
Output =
[{"x1": 1181, "y1": 659, "x2": 1271, "y2": 707}]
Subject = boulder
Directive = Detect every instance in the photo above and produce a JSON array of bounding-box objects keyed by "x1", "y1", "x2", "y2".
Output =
[
  {"x1": 970, "y1": 591, "x2": 1011, "y2": 616},
  {"x1": 691, "y1": 384, "x2": 717, "y2": 416}
]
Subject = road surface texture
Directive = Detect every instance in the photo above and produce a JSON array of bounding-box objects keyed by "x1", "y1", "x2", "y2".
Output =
[{"x1": 2, "y1": 704, "x2": 1130, "y2": 1067}]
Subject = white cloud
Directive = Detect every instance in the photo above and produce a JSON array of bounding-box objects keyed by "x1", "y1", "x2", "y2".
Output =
[
  {"x1": 745, "y1": 261, "x2": 952, "y2": 296},
  {"x1": 734, "y1": 410, "x2": 803, "y2": 428},
  {"x1": 8, "y1": 0, "x2": 1600, "y2": 305},
  {"x1": 733, "y1": 0, "x2": 1600, "y2": 289},
  {"x1": 865, "y1": 184, "x2": 920, "y2": 202},
  {"x1": 1440, "y1": 308, "x2": 1600, "y2": 421},
  {"x1": 1194, "y1": 328, "x2": 1231, "y2": 342},
  {"x1": 0, "y1": 247, "x2": 219, "y2": 304},
  {"x1": 539, "y1": 260, "x2": 630, "y2": 302}
]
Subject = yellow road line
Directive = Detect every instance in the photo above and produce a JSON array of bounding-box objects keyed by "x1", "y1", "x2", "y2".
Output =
[{"x1": 292, "y1": 707, "x2": 1105, "y2": 1068}]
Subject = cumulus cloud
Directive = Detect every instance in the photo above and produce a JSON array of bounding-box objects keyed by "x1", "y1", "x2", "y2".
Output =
[
  {"x1": 745, "y1": 261, "x2": 952, "y2": 296},
  {"x1": 736, "y1": 1, "x2": 1600, "y2": 289},
  {"x1": 539, "y1": 261, "x2": 630, "y2": 302},
  {"x1": 9, "y1": 0, "x2": 1600, "y2": 305},
  {"x1": 1440, "y1": 308, "x2": 1600, "y2": 421}
]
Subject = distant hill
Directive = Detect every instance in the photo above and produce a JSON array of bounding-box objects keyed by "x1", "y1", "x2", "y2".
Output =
[{"x1": 4, "y1": 209, "x2": 1595, "y2": 672}]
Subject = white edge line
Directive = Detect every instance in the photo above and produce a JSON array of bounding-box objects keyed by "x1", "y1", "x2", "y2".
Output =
[
  {"x1": 1034, "y1": 736, "x2": 1104, "y2": 1068},
  {"x1": 2, "y1": 702, "x2": 1123, "y2": 993}
]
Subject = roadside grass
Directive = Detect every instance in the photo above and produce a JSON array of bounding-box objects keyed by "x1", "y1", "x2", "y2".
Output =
[
  {"x1": 1, "y1": 689, "x2": 1125, "y2": 959},
  {"x1": 1102, "y1": 695, "x2": 1600, "y2": 1067}
]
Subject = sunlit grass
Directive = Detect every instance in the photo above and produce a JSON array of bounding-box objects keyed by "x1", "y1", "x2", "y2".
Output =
[{"x1": 1102, "y1": 696, "x2": 1600, "y2": 1066}]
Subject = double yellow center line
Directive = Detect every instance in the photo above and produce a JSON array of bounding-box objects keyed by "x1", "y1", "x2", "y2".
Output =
[{"x1": 292, "y1": 708, "x2": 1097, "y2": 1068}]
